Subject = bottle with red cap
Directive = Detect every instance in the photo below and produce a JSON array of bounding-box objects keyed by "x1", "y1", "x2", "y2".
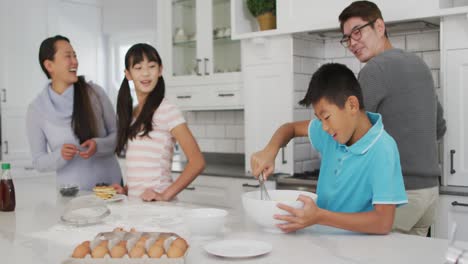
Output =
[{"x1": 0, "y1": 163, "x2": 16, "y2": 212}]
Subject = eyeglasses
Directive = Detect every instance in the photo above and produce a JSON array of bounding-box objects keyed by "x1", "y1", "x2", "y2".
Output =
[{"x1": 340, "y1": 19, "x2": 377, "y2": 48}]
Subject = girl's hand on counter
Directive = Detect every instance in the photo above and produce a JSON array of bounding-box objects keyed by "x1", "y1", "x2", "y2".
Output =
[
  {"x1": 274, "y1": 195, "x2": 321, "y2": 233},
  {"x1": 140, "y1": 188, "x2": 166, "y2": 202},
  {"x1": 61, "y1": 144, "x2": 79, "y2": 160},
  {"x1": 79, "y1": 139, "x2": 97, "y2": 159},
  {"x1": 112, "y1": 183, "x2": 127, "y2": 195}
]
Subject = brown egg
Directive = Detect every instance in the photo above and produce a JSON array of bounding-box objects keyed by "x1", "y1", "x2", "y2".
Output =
[
  {"x1": 130, "y1": 227, "x2": 137, "y2": 233},
  {"x1": 118, "y1": 240, "x2": 127, "y2": 247},
  {"x1": 72, "y1": 244, "x2": 89, "y2": 258},
  {"x1": 136, "y1": 240, "x2": 146, "y2": 248},
  {"x1": 81, "y1": 240, "x2": 91, "y2": 248},
  {"x1": 110, "y1": 245, "x2": 127, "y2": 258},
  {"x1": 167, "y1": 245, "x2": 185, "y2": 258},
  {"x1": 139, "y1": 235, "x2": 149, "y2": 242},
  {"x1": 129, "y1": 246, "x2": 146, "y2": 258},
  {"x1": 98, "y1": 240, "x2": 109, "y2": 248},
  {"x1": 113, "y1": 227, "x2": 124, "y2": 232},
  {"x1": 148, "y1": 244, "x2": 164, "y2": 258},
  {"x1": 154, "y1": 236, "x2": 168, "y2": 247},
  {"x1": 91, "y1": 246, "x2": 109, "y2": 258},
  {"x1": 171, "y1": 237, "x2": 188, "y2": 251}
]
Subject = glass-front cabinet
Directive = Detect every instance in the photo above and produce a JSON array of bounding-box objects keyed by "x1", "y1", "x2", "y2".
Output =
[
  {"x1": 158, "y1": 0, "x2": 243, "y2": 110},
  {"x1": 162, "y1": 0, "x2": 241, "y2": 81}
]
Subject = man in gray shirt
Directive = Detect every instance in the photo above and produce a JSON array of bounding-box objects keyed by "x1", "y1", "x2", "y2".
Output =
[{"x1": 338, "y1": 1, "x2": 446, "y2": 236}]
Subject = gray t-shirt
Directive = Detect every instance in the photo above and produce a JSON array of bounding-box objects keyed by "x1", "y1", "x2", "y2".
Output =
[{"x1": 358, "y1": 48, "x2": 446, "y2": 190}]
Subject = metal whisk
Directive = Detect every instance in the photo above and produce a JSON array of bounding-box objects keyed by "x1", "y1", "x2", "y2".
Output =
[{"x1": 258, "y1": 172, "x2": 271, "y2": 200}]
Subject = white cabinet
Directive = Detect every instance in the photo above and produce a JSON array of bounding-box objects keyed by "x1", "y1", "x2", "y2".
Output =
[
  {"x1": 434, "y1": 194, "x2": 468, "y2": 242},
  {"x1": 157, "y1": 0, "x2": 243, "y2": 110},
  {"x1": 443, "y1": 48, "x2": 468, "y2": 186},
  {"x1": 243, "y1": 35, "x2": 295, "y2": 175},
  {"x1": 232, "y1": 0, "x2": 439, "y2": 39},
  {"x1": 0, "y1": 0, "x2": 49, "y2": 162},
  {"x1": 175, "y1": 174, "x2": 275, "y2": 210}
]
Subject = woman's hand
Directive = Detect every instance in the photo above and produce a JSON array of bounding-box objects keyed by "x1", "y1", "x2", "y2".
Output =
[
  {"x1": 111, "y1": 183, "x2": 127, "y2": 195},
  {"x1": 140, "y1": 188, "x2": 166, "y2": 202},
  {"x1": 275, "y1": 195, "x2": 321, "y2": 233},
  {"x1": 79, "y1": 139, "x2": 97, "y2": 159},
  {"x1": 61, "y1": 144, "x2": 79, "y2": 160}
]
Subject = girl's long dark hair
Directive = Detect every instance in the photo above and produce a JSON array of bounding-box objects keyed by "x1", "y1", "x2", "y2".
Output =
[
  {"x1": 39, "y1": 35, "x2": 97, "y2": 144},
  {"x1": 115, "y1": 43, "x2": 165, "y2": 154}
]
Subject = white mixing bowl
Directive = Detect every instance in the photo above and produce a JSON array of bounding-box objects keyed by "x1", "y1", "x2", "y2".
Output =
[
  {"x1": 242, "y1": 190, "x2": 318, "y2": 233},
  {"x1": 185, "y1": 208, "x2": 228, "y2": 239}
]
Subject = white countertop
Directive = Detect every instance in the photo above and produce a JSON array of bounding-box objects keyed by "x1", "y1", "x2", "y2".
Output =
[{"x1": 0, "y1": 175, "x2": 452, "y2": 264}]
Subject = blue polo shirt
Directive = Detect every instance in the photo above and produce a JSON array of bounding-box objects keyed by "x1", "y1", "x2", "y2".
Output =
[{"x1": 309, "y1": 112, "x2": 407, "y2": 213}]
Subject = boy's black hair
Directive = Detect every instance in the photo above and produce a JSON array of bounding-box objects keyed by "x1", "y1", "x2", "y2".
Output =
[{"x1": 299, "y1": 63, "x2": 364, "y2": 109}]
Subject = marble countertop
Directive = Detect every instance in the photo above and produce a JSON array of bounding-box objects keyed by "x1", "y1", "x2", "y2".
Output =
[{"x1": 0, "y1": 175, "x2": 454, "y2": 263}]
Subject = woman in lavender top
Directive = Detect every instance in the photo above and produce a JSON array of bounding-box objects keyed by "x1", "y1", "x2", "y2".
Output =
[{"x1": 26, "y1": 35, "x2": 122, "y2": 190}]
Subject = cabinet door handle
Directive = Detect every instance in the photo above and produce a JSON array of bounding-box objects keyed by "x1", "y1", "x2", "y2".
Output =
[
  {"x1": 218, "y1": 93, "x2": 235, "y2": 97},
  {"x1": 204, "y1": 58, "x2": 209, "y2": 75},
  {"x1": 3, "y1": 141, "x2": 8, "y2": 154},
  {"x1": 242, "y1": 183, "x2": 260, "y2": 188},
  {"x1": 1, "y1": 89, "x2": 6, "y2": 103},
  {"x1": 450, "y1": 149, "x2": 456, "y2": 174},
  {"x1": 195, "y1": 59, "x2": 202, "y2": 76},
  {"x1": 185, "y1": 186, "x2": 196, "y2": 191},
  {"x1": 452, "y1": 201, "x2": 468, "y2": 207},
  {"x1": 176, "y1": 95, "x2": 192, "y2": 99},
  {"x1": 282, "y1": 147, "x2": 287, "y2": 164}
]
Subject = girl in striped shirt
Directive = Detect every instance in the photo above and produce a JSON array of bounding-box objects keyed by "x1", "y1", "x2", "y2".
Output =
[{"x1": 112, "y1": 43, "x2": 205, "y2": 201}]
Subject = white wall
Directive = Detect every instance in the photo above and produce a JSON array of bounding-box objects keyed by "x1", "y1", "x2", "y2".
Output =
[
  {"x1": 292, "y1": 36, "x2": 325, "y2": 172},
  {"x1": 102, "y1": 0, "x2": 157, "y2": 36},
  {"x1": 184, "y1": 110, "x2": 244, "y2": 154}
]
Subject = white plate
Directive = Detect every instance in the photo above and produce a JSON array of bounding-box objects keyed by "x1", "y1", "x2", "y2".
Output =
[
  {"x1": 204, "y1": 239, "x2": 272, "y2": 258},
  {"x1": 82, "y1": 194, "x2": 126, "y2": 203}
]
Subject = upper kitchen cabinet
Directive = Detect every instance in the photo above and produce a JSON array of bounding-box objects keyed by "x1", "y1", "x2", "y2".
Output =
[
  {"x1": 232, "y1": 0, "x2": 440, "y2": 39},
  {"x1": 158, "y1": 0, "x2": 243, "y2": 110}
]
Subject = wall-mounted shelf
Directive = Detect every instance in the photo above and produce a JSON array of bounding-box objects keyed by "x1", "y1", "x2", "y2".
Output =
[{"x1": 439, "y1": 6, "x2": 468, "y2": 16}]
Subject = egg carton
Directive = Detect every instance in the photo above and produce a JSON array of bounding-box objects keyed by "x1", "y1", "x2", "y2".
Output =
[{"x1": 62, "y1": 231, "x2": 188, "y2": 264}]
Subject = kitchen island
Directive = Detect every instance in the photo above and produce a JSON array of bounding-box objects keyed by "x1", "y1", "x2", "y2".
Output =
[{"x1": 0, "y1": 175, "x2": 452, "y2": 263}]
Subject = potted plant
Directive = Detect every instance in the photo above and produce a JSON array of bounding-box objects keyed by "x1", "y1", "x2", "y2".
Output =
[{"x1": 246, "y1": 0, "x2": 276, "y2": 31}]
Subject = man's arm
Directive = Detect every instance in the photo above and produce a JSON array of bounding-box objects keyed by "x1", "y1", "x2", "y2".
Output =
[{"x1": 436, "y1": 97, "x2": 447, "y2": 140}]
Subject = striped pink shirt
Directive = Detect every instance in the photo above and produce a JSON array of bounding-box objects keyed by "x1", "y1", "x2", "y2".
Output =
[{"x1": 126, "y1": 98, "x2": 185, "y2": 198}]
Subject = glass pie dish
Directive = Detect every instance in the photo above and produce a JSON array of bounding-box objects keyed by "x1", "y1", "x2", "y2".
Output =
[{"x1": 61, "y1": 195, "x2": 110, "y2": 226}]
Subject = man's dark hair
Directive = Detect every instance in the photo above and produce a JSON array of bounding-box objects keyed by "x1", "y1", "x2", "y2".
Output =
[
  {"x1": 299, "y1": 63, "x2": 364, "y2": 110},
  {"x1": 339, "y1": 1, "x2": 388, "y2": 38}
]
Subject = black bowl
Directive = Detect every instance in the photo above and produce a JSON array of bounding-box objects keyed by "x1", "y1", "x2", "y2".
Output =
[{"x1": 59, "y1": 185, "x2": 79, "y2": 197}]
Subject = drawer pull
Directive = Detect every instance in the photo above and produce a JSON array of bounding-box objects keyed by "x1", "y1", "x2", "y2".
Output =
[
  {"x1": 450, "y1": 150, "x2": 456, "y2": 174},
  {"x1": 218, "y1": 93, "x2": 235, "y2": 97},
  {"x1": 451, "y1": 201, "x2": 468, "y2": 207},
  {"x1": 185, "y1": 186, "x2": 196, "y2": 191},
  {"x1": 176, "y1": 95, "x2": 192, "y2": 99},
  {"x1": 242, "y1": 183, "x2": 260, "y2": 188}
]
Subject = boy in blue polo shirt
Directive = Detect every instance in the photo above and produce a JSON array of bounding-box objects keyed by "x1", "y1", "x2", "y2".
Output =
[{"x1": 250, "y1": 63, "x2": 407, "y2": 234}]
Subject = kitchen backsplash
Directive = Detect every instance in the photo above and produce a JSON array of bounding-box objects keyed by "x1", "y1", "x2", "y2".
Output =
[
  {"x1": 292, "y1": 28, "x2": 441, "y2": 173},
  {"x1": 183, "y1": 110, "x2": 244, "y2": 154}
]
